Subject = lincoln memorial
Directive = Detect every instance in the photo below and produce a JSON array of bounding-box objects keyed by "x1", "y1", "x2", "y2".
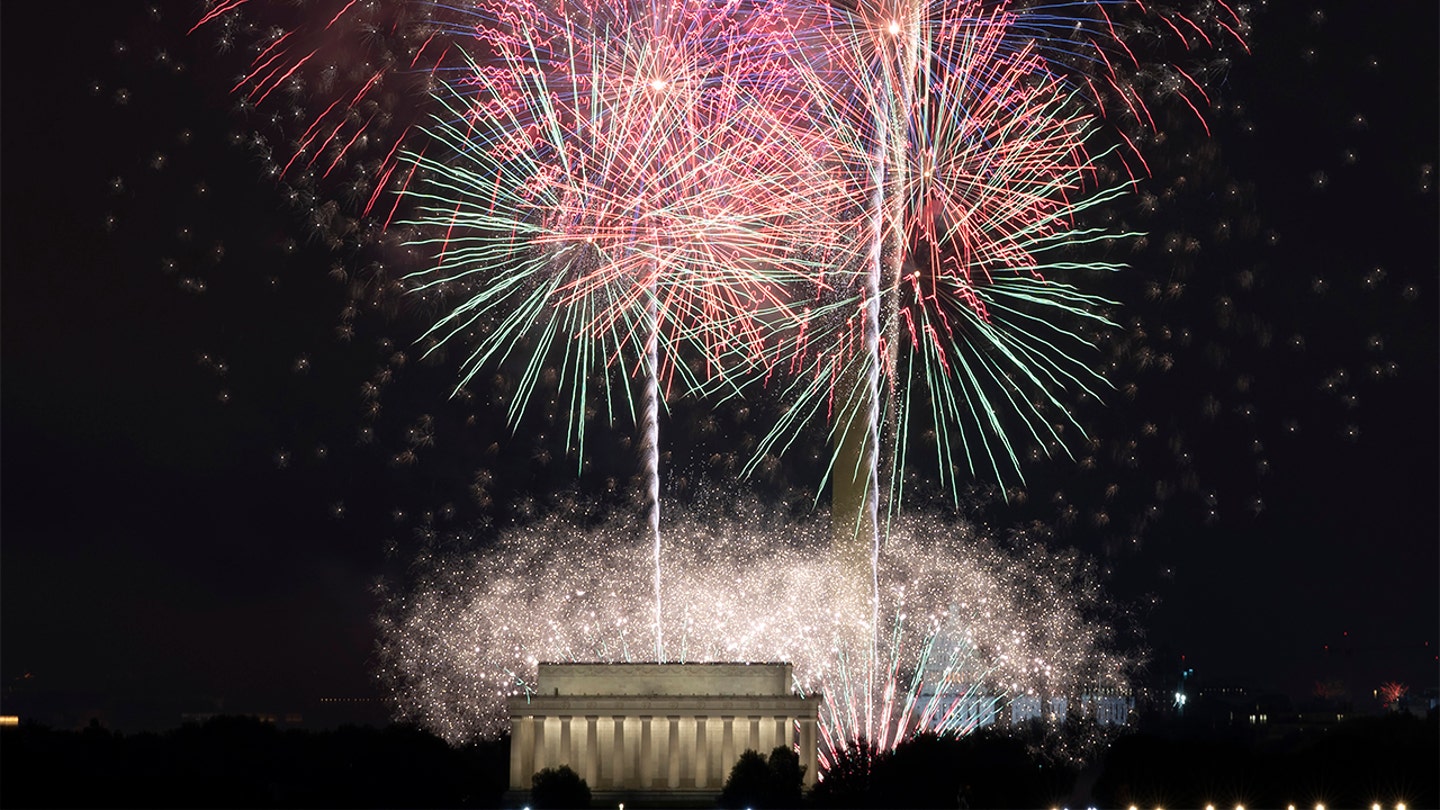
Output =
[{"x1": 507, "y1": 662, "x2": 822, "y2": 802}]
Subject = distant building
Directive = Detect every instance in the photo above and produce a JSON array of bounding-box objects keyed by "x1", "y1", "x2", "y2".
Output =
[
  {"x1": 507, "y1": 663, "x2": 821, "y2": 804},
  {"x1": 1010, "y1": 694, "x2": 1045, "y2": 724},
  {"x1": 1008, "y1": 693, "x2": 1132, "y2": 726},
  {"x1": 912, "y1": 619, "x2": 1130, "y2": 730},
  {"x1": 1085, "y1": 694, "x2": 1133, "y2": 726}
]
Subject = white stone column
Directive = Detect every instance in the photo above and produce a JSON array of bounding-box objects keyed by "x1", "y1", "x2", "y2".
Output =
[
  {"x1": 559, "y1": 715, "x2": 573, "y2": 769},
  {"x1": 694, "y1": 716, "x2": 709, "y2": 788},
  {"x1": 640, "y1": 715, "x2": 654, "y2": 788},
  {"x1": 544, "y1": 716, "x2": 560, "y2": 772},
  {"x1": 611, "y1": 715, "x2": 627, "y2": 788},
  {"x1": 710, "y1": 715, "x2": 723, "y2": 784},
  {"x1": 585, "y1": 716, "x2": 599, "y2": 789},
  {"x1": 628, "y1": 716, "x2": 642, "y2": 788},
  {"x1": 529, "y1": 714, "x2": 541, "y2": 778},
  {"x1": 758, "y1": 714, "x2": 774, "y2": 754},
  {"x1": 681, "y1": 716, "x2": 695, "y2": 788},
  {"x1": 510, "y1": 715, "x2": 533, "y2": 789},
  {"x1": 535, "y1": 715, "x2": 549, "y2": 775},
  {"x1": 721, "y1": 716, "x2": 735, "y2": 774},
  {"x1": 666, "y1": 715, "x2": 681, "y2": 789},
  {"x1": 749, "y1": 716, "x2": 762, "y2": 754}
]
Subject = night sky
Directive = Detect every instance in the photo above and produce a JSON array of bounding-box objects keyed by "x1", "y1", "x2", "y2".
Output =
[{"x1": 3, "y1": 1, "x2": 1436, "y2": 732}]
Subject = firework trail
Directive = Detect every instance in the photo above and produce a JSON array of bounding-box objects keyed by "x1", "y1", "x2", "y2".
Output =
[
  {"x1": 644, "y1": 291, "x2": 663, "y2": 656},
  {"x1": 400, "y1": 0, "x2": 845, "y2": 658},
  {"x1": 377, "y1": 503, "x2": 1133, "y2": 764}
]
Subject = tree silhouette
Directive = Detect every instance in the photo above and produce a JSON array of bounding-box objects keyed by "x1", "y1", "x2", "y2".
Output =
[
  {"x1": 808, "y1": 738, "x2": 876, "y2": 808},
  {"x1": 720, "y1": 746, "x2": 807, "y2": 809},
  {"x1": 531, "y1": 764, "x2": 591, "y2": 809}
]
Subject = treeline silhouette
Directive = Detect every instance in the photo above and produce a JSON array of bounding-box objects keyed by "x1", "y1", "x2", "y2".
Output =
[
  {"x1": 779, "y1": 713, "x2": 1436, "y2": 809},
  {"x1": 1091, "y1": 712, "x2": 1438, "y2": 810},
  {"x1": 2, "y1": 712, "x2": 1434, "y2": 808},
  {"x1": 1, "y1": 717, "x2": 508, "y2": 808}
]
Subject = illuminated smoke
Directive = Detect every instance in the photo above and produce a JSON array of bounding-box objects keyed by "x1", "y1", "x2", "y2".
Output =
[{"x1": 377, "y1": 501, "x2": 1132, "y2": 764}]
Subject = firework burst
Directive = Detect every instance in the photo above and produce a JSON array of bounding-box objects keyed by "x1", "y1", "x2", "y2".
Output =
[
  {"x1": 745, "y1": 1, "x2": 1158, "y2": 528},
  {"x1": 403, "y1": 0, "x2": 843, "y2": 430},
  {"x1": 400, "y1": 0, "x2": 850, "y2": 657}
]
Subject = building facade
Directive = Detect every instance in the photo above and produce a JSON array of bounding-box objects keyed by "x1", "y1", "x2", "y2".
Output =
[{"x1": 507, "y1": 663, "x2": 821, "y2": 801}]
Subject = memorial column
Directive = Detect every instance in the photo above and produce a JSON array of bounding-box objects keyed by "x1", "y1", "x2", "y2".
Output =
[
  {"x1": 584, "y1": 716, "x2": 599, "y2": 788},
  {"x1": 693, "y1": 716, "x2": 709, "y2": 788},
  {"x1": 721, "y1": 715, "x2": 735, "y2": 773},
  {"x1": 559, "y1": 715, "x2": 572, "y2": 769},
  {"x1": 611, "y1": 715, "x2": 627, "y2": 788},
  {"x1": 535, "y1": 715, "x2": 548, "y2": 774},
  {"x1": 666, "y1": 715, "x2": 681, "y2": 788},
  {"x1": 639, "y1": 715, "x2": 654, "y2": 788},
  {"x1": 509, "y1": 715, "x2": 533, "y2": 789}
]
